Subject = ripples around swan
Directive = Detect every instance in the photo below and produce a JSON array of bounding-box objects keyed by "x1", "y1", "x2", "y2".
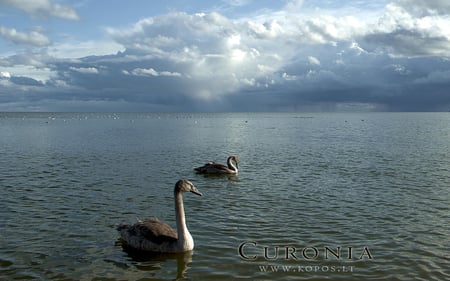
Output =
[{"x1": 1, "y1": 112, "x2": 449, "y2": 280}]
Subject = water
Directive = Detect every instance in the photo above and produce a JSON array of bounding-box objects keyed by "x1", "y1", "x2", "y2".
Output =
[{"x1": 1, "y1": 112, "x2": 449, "y2": 281}]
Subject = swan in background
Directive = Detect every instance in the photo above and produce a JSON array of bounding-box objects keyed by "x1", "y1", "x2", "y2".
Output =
[
  {"x1": 194, "y1": 155, "x2": 239, "y2": 175},
  {"x1": 117, "y1": 179, "x2": 202, "y2": 253}
]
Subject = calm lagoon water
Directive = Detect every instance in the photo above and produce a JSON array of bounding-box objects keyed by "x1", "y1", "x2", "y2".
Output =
[{"x1": 0, "y1": 112, "x2": 449, "y2": 280}]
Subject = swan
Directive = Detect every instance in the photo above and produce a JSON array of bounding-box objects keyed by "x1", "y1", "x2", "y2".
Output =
[
  {"x1": 117, "y1": 179, "x2": 202, "y2": 253},
  {"x1": 194, "y1": 155, "x2": 239, "y2": 175}
]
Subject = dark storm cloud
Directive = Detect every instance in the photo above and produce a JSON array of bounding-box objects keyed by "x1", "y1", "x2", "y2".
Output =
[{"x1": 10, "y1": 75, "x2": 44, "y2": 86}]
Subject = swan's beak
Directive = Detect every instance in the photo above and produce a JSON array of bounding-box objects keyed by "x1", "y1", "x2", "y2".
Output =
[{"x1": 191, "y1": 186, "x2": 202, "y2": 196}]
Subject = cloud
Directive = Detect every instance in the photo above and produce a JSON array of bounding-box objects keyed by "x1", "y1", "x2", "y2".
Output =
[
  {"x1": 308, "y1": 56, "x2": 321, "y2": 66},
  {"x1": 69, "y1": 67, "x2": 99, "y2": 74},
  {"x1": 9, "y1": 75, "x2": 44, "y2": 86},
  {"x1": 0, "y1": 71, "x2": 11, "y2": 78},
  {"x1": 0, "y1": 26, "x2": 51, "y2": 46},
  {"x1": 48, "y1": 40, "x2": 125, "y2": 59},
  {"x1": 0, "y1": 0, "x2": 79, "y2": 20},
  {"x1": 360, "y1": 2, "x2": 450, "y2": 57},
  {"x1": 0, "y1": 0, "x2": 78, "y2": 49},
  {"x1": 414, "y1": 69, "x2": 450, "y2": 84},
  {"x1": 396, "y1": 0, "x2": 450, "y2": 16},
  {"x1": 127, "y1": 68, "x2": 182, "y2": 77},
  {"x1": 1, "y1": 1, "x2": 450, "y2": 111},
  {"x1": 223, "y1": 0, "x2": 251, "y2": 7}
]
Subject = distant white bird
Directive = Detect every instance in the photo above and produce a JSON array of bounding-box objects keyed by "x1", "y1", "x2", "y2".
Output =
[
  {"x1": 117, "y1": 179, "x2": 202, "y2": 253},
  {"x1": 194, "y1": 155, "x2": 239, "y2": 175}
]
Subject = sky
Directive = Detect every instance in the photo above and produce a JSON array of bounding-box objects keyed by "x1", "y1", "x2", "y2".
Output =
[{"x1": 0, "y1": 0, "x2": 450, "y2": 112}]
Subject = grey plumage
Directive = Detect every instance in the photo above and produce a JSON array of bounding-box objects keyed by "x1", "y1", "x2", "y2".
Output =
[
  {"x1": 194, "y1": 155, "x2": 239, "y2": 174},
  {"x1": 117, "y1": 179, "x2": 202, "y2": 253}
]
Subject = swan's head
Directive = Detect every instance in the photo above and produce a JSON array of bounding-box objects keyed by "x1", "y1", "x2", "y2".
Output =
[
  {"x1": 230, "y1": 155, "x2": 239, "y2": 168},
  {"x1": 175, "y1": 179, "x2": 202, "y2": 196}
]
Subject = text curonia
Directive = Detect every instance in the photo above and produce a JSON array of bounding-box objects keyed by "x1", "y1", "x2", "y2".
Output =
[{"x1": 238, "y1": 241, "x2": 373, "y2": 261}]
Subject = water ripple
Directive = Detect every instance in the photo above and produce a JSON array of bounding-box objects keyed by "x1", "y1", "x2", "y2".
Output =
[{"x1": 1, "y1": 112, "x2": 449, "y2": 280}]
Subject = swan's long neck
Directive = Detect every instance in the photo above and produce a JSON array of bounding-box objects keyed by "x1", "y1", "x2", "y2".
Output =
[
  {"x1": 174, "y1": 191, "x2": 192, "y2": 248},
  {"x1": 227, "y1": 157, "x2": 237, "y2": 172}
]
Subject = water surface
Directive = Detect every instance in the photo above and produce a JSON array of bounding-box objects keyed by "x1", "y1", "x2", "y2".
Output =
[{"x1": 1, "y1": 112, "x2": 449, "y2": 280}]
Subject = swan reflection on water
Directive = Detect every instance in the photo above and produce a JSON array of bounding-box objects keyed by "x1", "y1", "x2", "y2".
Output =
[{"x1": 117, "y1": 242, "x2": 193, "y2": 279}]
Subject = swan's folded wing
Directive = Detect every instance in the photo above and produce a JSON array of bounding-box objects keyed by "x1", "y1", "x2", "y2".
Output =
[
  {"x1": 207, "y1": 163, "x2": 229, "y2": 171},
  {"x1": 196, "y1": 162, "x2": 227, "y2": 172},
  {"x1": 127, "y1": 216, "x2": 178, "y2": 244},
  {"x1": 194, "y1": 162, "x2": 214, "y2": 171}
]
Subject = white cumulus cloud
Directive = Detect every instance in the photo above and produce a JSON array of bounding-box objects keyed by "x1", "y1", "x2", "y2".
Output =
[
  {"x1": 0, "y1": 26, "x2": 51, "y2": 46},
  {"x1": 0, "y1": 0, "x2": 79, "y2": 20},
  {"x1": 128, "y1": 68, "x2": 182, "y2": 77},
  {"x1": 0, "y1": 71, "x2": 11, "y2": 78},
  {"x1": 69, "y1": 67, "x2": 99, "y2": 74}
]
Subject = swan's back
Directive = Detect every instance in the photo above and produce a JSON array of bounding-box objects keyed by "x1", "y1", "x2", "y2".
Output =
[
  {"x1": 118, "y1": 217, "x2": 178, "y2": 251},
  {"x1": 194, "y1": 162, "x2": 228, "y2": 173}
]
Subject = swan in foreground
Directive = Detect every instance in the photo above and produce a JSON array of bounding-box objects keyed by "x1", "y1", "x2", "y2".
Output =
[
  {"x1": 194, "y1": 155, "x2": 239, "y2": 175},
  {"x1": 117, "y1": 179, "x2": 202, "y2": 253}
]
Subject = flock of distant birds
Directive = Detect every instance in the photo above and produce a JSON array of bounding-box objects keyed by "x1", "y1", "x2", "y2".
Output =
[{"x1": 116, "y1": 155, "x2": 240, "y2": 253}]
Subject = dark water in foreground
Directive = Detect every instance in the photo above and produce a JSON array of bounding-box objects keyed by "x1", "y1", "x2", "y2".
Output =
[{"x1": 1, "y1": 112, "x2": 449, "y2": 280}]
